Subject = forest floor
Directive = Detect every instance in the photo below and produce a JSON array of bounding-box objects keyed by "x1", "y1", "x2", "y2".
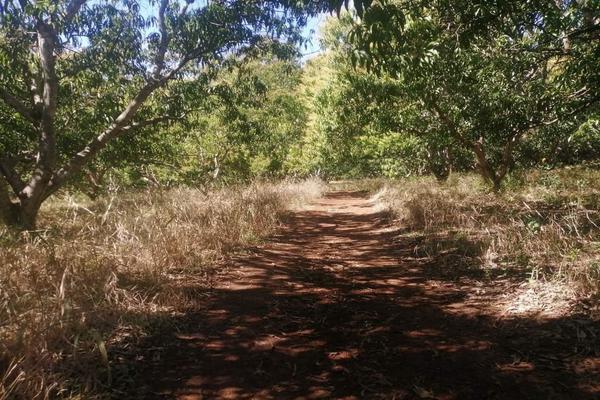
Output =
[{"x1": 130, "y1": 191, "x2": 599, "y2": 399}]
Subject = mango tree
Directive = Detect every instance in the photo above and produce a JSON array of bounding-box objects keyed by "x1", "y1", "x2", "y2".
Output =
[
  {"x1": 313, "y1": 13, "x2": 472, "y2": 180},
  {"x1": 174, "y1": 55, "x2": 308, "y2": 183},
  {"x1": 0, "y1": 0, "x2": 345, "y2": 228},
  {"x1": 346, "y1": 0, "x2": 599, "y2": 189}
]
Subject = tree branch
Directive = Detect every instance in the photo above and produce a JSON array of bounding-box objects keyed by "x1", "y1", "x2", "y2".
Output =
[
  {"x1": 151, "y1": 0, "x2": 170, "y2": 81},
  {"x1": 0, "y1": 157, "x2": 26, "y2": 194},
  {"x1": 121, "y1": 112, "x2": 188, "y2": 132},
  {"x1": 427, "y1": 97, "x2": 474, "y2": 150},
  {"x1": 50, "y1": 48, "x2": 193, "y2": 191},
  {"x1": 21, "y1": 63, "x2": 43, "y2": 112},
  {"x1": 0, "y1": 87, "x2": 36, "y2": 123},
  {"x1": 48, "y1": 81, "x2": 160, "y2": 193},
  {"x1": 64, "y1": 0, "x2": 87, "y2": 25}
]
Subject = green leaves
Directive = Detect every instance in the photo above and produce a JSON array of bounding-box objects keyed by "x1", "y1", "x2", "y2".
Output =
[
  {"x1": 0, "y1": 0, "x2": 328, "y2": 191},
  {"x1": 297, "y1": 0, "x2": 599, "y2": 185}
]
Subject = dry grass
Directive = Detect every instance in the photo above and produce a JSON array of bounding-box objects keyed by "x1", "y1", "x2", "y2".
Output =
[
  {"x1": 374, "y1": 167, "x2": 600, "y2": 299},
  {"x1": 328, "y1": 178, "x2": 388, "y2": 193},
  {"x1": 0, "y1": 178, "x2": 324, "y2": 399}
]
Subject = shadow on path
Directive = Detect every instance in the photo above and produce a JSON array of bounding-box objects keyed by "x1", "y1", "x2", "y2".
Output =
[{"x1": 134, "y1": 191, "x2": 599, "y2": 400}]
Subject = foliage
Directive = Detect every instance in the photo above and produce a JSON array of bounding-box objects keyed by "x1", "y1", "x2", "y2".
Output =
[
  {"x1": 0, "y1": 0, "x2": 335, "y2": 228},
  {"x1": 343, "y1": 0, "x2": 599, "y2": 188},
  {"x1": 295, "y1": 14, "x2": 472, "y2": 180},
  {"x1": 174, "y1": 57, "x2": 309, "y2": 184}
]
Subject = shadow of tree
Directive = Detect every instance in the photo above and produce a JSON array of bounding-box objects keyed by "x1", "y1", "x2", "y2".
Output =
[{"x1": 118, "y1": 192, "x2": 598, "y2": 400}]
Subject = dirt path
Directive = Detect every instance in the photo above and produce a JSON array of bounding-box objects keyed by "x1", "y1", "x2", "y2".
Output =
[{"x1": 138, "y1": 191, "x2": 598, "y2": 399}]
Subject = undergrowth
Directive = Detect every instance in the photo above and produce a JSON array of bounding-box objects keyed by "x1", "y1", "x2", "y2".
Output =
[
  {"x1": 328, "y1": 178, "x2": 388, "y2": 193},
  {"x1": 375, "y1": 167, "x2": 600, "y2": 298},
  {"x1": 0, "y1": 178, "x2": 324, "y2": 399}
]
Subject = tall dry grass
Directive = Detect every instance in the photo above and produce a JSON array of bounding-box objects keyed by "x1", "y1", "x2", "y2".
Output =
[
  {"x1": 328, "y1": 178, "x2": 388, "y2": 193},
  {"x1": 0, "y1": 178, "x2": 324, "y2": 399},
  {"x1": 375, "y1": 167, "x2": 600, "y2": 296}
]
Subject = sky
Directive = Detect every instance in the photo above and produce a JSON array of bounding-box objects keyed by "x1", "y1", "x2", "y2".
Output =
[
  {"x1": 300, "y1": 13, "x2": 328, "y2": 61},
  {"x1": 136, "y1": 0, "x2": 328, "y2": 62}
]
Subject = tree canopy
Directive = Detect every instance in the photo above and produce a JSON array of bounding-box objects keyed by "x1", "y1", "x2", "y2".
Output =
[
  {"x1": 344, "y1": 0, "x2": 599, "y2": 188},
  {"x1": 1, "y1": 0, "x2": 598, "y2": 228},
  {"x1": 0, "y1": 0, "x2": 341, "y2": 227}
]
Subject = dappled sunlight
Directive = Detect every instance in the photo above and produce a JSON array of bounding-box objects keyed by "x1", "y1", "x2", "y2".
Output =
[
  {"x1": 121, "y1": 191, "x2": 600, "y2": 399},
  {"x1": 493, "y1": 281, "x2": 579, "y2": 319}
]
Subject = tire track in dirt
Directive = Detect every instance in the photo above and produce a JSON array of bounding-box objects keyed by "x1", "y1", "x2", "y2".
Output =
[{"x1": 139, "y1": 191, "x2": 598, "y2": 399}]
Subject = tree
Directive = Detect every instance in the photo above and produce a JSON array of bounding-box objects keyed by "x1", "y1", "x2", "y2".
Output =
[
  {"x1": 345, "y1": 0, "x2": 599, "y2": 189},
  {"x1": 0, "y1": 0, "x2": 334, "y2": 228},
  {"x1": 296, "y1": 13, "x2": 471, "y2": 180},
  {"x1": 174, "y1": 55, "x2": 308, "y2": 183}
]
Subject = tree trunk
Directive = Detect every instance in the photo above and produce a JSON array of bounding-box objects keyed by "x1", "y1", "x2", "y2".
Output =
[
  {"x1": 17, "y1": 198, "x2": 42, "y2": 230},
  {"x1": 0, "y1": 177, "x2": 19, "y2": 226},
  {"x1": 4, "y1": 201, "x2": 41, "y2": 230},
  {"x1": 472, "y1": 140, "x2": 503, "y2": 191},
  {"x1": 0, "y1": 179, "x2": 41, "y2": 229},
  {"x1": 427, "y1": 145, "x2": 451, "y2": 182}
]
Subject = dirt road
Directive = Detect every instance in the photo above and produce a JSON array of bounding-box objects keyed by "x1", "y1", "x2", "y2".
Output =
[{"x1": 139, "y1": 191, "x2": 598, "y2": 399}]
